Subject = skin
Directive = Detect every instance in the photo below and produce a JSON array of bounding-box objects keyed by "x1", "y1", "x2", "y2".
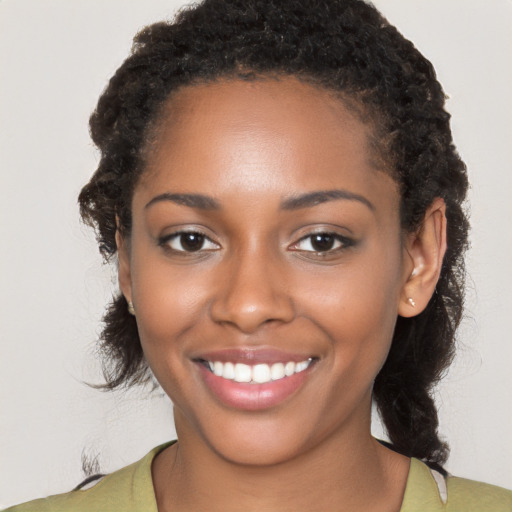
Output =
[{"x1": 117, "y1": 78, "x2": 447, "y2": 511}]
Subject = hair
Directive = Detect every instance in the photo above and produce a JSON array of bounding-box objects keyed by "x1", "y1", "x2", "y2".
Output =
[{"x1": 79, "y1": 0, "x2": 469, "y2": 470}]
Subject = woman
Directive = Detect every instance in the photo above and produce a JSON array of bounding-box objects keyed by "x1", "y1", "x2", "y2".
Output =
[{"x1": 3, "y1": 0, "x2": 511, "y2": 510}]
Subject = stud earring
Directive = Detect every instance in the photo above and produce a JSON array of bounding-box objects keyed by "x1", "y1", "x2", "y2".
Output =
[
  {"x1": 407, "y1": 297, "x2": 416, "y2": 308},
  {"x1": 127, "y1": 301, "x2": 136, "y2": 315}
]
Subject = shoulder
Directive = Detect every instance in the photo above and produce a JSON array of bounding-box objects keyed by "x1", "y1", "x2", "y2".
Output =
[
  {"x1": 2, "y1": 443, "x2": 173, "y2": 512},
  {"x1": 402, "y1": 458, "x2": 512, "y2": 512},
  {"x1": 446, "y1": 475, "x2": 512, "y2": 511}
]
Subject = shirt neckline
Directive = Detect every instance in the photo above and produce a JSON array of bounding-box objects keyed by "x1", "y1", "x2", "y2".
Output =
[{"x1": 137, "y1": 442, "x2": 442, "y2": 511}]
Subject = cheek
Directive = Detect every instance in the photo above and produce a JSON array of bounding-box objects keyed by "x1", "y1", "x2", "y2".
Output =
[
  {"x1": 131, "y1": 247, "x2": 211, "y2": 327},
  {"x1": 128, "y1": 252, "x2": 215, "y2": 375},
  {"x1": 299, "y1": 249, "x2": 402, "y2": 370}
]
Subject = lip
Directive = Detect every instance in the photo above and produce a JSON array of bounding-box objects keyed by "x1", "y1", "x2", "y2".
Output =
[
  {"x1": 195, "y1": 347, "x2": 315, "y2": 365},
  {"x1": 194, "y1": 352, "x2": 317, "y2": 411}
]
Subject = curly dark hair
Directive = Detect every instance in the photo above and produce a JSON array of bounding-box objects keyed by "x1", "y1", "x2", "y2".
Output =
[{"x1": 79, "y1": 0, "x2": 469, "y2": 469}]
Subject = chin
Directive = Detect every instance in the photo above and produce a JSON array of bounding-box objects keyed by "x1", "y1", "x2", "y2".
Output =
[
  {"x1": 207, "y1": 429, "x2": 310, "y2": 467},
  {"x1": 175, "y1": 404, "x2": 321, "y2": 467}
]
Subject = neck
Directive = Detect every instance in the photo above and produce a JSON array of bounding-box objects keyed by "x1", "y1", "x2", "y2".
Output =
[{"x1": 152, "y1": 408, "x2": 409, "y2": 512}]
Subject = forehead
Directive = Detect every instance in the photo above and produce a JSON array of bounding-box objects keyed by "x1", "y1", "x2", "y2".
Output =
[{"x1": 138, "y1": 77, "x2": 398, "y2": 210}]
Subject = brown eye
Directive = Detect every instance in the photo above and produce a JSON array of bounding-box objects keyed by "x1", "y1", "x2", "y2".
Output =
[
  {"x1": 160, "y1": 231, "x2": 220, "y2": 253},
  {"x1": 310, "y1": 234, "x2": 336, "y2": 252},
  {"x1": 179, "y1": 233, "x2": 205, "y2": 252},
  {"x1": 289, "y1": 232, "x2": 354, "y2": 254}
]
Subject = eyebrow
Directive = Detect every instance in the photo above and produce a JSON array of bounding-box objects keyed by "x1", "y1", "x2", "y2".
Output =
[
  {"x1": 145, "y1": 193, "x2": 221, "y2": 210},
  {"x1": 280, "y1": 189, "x2": 375, "y2": 211},
  {"x1": 144, "y1": 189, "x2": 374, "y2": 212}
]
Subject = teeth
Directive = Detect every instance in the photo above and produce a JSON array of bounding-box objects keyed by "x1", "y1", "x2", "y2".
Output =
[
  {"x1": 270, "y1": 362, "x2": 285, "y2": 380},
  {"x1": 252, "y1": 364, "x2": 271, "y2": 383},
  {"x1": 284, "y1": 361, "x2": 295, "y2": 376},
  {"x1": 223, "y1": 362, "x2": 235, "y2": 380},
  {"x1": 206, "y1": 359, "x2": 313, "y2": 384},
  {"x1": 234, "y1": 363, "x2": 252, "y2": 383},
  {"x1": 295, "y1": 360, "x2": 309, "y2": 372},
  {"x1": 213, "y1": 361, "x2": 223, "y2": 376}
]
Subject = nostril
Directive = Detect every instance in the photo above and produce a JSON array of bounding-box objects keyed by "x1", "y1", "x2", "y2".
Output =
[{"x1": 209, "y1": 263, "x2": 295, "y2": 332}]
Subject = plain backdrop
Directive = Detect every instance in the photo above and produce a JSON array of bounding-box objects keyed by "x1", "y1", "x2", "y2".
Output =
[{"x1": 1, "y1": 0, "x2": 511, "y2": 507}]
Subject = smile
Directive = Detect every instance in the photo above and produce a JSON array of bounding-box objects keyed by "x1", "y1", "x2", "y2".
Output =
[
  {"x1": 204, "y1": 359, "x2": 314, "y2": 384},
  {"x1": 194, "y1": 350, "x2": 318, "y2": 410}
]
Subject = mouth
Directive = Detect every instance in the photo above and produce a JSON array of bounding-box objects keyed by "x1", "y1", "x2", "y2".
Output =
[
  {"x1": 197, "y1": 358, "x2": 315, "y2": 384},
  {"x1": 193, "y1": 350, "x2": 318, "y2": 411}
]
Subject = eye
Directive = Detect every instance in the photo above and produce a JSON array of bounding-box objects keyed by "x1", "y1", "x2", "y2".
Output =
[
  {"x1": 290, "y1": 232, "x2": 353, "y2": 253},
  {"x1": 160, "y1": 231, "x2": 220, "y2": 253}
]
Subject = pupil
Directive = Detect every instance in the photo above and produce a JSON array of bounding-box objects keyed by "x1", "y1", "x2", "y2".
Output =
[
  {"x1": 181, "y1": 233, "x2": 204, "y2": 251},
  {"x1": 311, "y1": 234, "x2": 334, "y2": 251}
]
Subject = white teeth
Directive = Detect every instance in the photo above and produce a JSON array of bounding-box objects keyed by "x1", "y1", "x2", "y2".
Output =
[
  {"x1": 234, "y1": 363, "x2": 252, "y2": 383},
  {"x1": 223, "y1": 362, "x2": 235, "y2": 380},
  {"x1": 213, "y1": 361, "x2": 223, "y2": 376},
  {"x1": 252, "y1": 364, "x2": 271, "y2": 383},
  {"x1": 206, "y1": 359, "x2": 313, "y2": 384},
  {"x1": 270, "y1": 362, "x2": 285, "y2": 380},
  {"x1": 295, "y1": 360, "x2": 309, "y2": 372},
  {"x1": 284, "y1": 361, "x2": 295, "y2": 376}
]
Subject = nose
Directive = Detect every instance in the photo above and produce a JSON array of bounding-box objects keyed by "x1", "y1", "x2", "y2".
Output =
[{"x1": 210, "y1": 249, "x2": 295, "y2": 334}]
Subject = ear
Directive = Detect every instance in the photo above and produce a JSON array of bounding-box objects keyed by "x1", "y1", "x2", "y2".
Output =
[
  {"x1": 398, "y1": 197, "x2": 447, "y2": 317},
  {"x1": 115, "y1": 225, "x2": 133, "y2": 305}
]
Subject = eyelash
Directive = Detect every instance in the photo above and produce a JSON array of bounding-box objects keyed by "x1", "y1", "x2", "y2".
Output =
[
  {"x1": 158, "y1": 231, "x2": 220, "y2": 253},
  {"x1": 288, "y1": 232, "x2": 355, "y2": 255},
  {"x1": 158, "y1": 230, "x2": 354, "y2": 256}
]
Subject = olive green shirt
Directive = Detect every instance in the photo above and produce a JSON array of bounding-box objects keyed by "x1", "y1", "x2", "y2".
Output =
[{"x1": 5, "y1": 444, "x2": 512, "y2": 511}]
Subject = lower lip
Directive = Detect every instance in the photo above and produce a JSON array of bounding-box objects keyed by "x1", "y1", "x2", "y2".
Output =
[{"x1": 196, "y1": 363, "x2": 314, "y2": 411}]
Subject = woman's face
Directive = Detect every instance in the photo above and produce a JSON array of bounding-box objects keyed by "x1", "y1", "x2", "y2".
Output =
[{"x1": 120, "y1": 78, "x2": 411, "y2": 465}]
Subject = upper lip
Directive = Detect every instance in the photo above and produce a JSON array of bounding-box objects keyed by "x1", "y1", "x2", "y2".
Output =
[{"x1": 193, "y1": 347, "x2": 316, "y2": 365}]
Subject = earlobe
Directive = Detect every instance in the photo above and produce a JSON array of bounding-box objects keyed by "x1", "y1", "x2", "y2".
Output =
[
  {"x1": 398, "y1": 198, "x2": 447, "y2": 318},
  {"x1": 115, "y1": 228, "x2": 133, "y2": 306}
]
